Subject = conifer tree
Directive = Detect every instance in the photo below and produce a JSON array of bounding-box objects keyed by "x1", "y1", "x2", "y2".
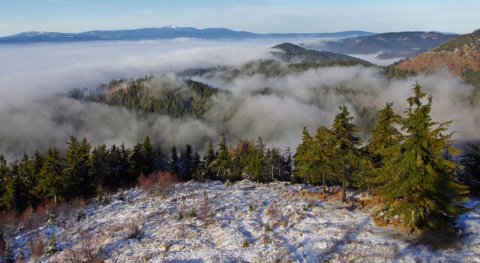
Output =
[
  {"x1": 129, "y1": 143, "x2": 144, "y2": 177},
  {"x1": 312, "y1": 126, "x2": 335, "y2": 193},
  {"x1": 203, "y1": 141, "x2": 216, "y2": 180},
  {"x1": 180, "y1": 144, "x2": 194, "y2": 181},
  {"x1": 331, "y1": 106, "x2": 362, "y2": 203},
  {"x1": 37, "y1": 147, "x2": 65, "y2": 204},
  {"x1": 215, "y1": 134, "x2": 233, "y2": 180},
  {"x1": 460, "y1": 143, "x2": 480, "y2": 192},
  {"x1": 254, "y1": 137, "x2": 267, "y2": 182},
  {"x1": 377, "y1": 84, "x2": 469, "y2": 233},
  {"x1": 169, "y1": 146, "x2": 181, "y2": 177},
  {"x1": 294, "y1": 127, "x2": 315, "y2": 184},
  {"x1": 0, "y1": 155, "x2": 15, "y2": 210},
  {"x1": 365, "y1": 103, "x2": 403, "y2": 187},
  {"x1": 89, "y1": 144, "x2": 109, "y2": 195},
  {"x1": 64, "y1": 137, "x2": 91, "y2": 198},
  {"x1": 282, "y1": 146, "x2": 294, "y2": 181},
  {"x1": 192, "y1": 151, "x2": 203, "y2": 181},
  {"x1": 141, "y1": 136, "x2": 155, "y2": 176}
]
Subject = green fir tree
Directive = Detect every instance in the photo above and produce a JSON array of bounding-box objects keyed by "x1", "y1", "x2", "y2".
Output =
[{"x1": 377, "y1": 84, "x2": 469, "y2": 233}]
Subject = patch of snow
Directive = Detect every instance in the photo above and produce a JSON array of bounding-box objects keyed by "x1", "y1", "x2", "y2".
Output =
[{"x1": 7, "y1": 181, "x2": 480, "y2": 262}]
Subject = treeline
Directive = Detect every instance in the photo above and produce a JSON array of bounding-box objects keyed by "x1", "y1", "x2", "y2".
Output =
[
  {"x1": 69, "y1": 77, "x2": 221, "y2": 118},
  {"x1": 2, "y1": 84, "x2": 479, "y2": 234},
  {"x1": 294, "y1": 84, "x2": 475, "y2": 233},
  {"x1": 0, "y1": 134, "x2": 294, "y2": 213}
]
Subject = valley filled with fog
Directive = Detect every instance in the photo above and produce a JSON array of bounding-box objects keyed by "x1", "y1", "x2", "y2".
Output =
[{"x1": 0, "y1": 38, "x2": 478, "y2": 161}]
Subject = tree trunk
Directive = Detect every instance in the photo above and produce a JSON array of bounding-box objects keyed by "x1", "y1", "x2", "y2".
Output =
[
  {"x1": 342, "y1": 160, "x2": 347, "y2": 203},
  {"x1": 322, "y1": 173, "x2": 327, "y2": 193}
]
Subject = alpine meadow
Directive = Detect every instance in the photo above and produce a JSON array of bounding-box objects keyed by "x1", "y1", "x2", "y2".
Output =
[{"x1": 1, "y1": 1, "x2": 480, "y2": 261}]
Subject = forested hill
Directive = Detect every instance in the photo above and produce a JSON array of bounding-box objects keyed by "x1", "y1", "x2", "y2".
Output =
[
  {"x1": 272, "y1": 43, "x2": 372, "y2": 65},
  {"x1": 70, "y1": 78, "x2": 222, "y2": 118},
  {"x1": 305, "y1": 31, "x2": 458, "y2": 59},
  {"x1": 395, "y1": 29, "x2": 480, "y2": 88}
]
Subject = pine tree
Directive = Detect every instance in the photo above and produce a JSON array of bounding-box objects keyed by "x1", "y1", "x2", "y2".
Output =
[
  {"x1": 215, "y1": 134, "x2": 233, "y2": 180},
  {"x1": 331, "y1": 106, "x2": 362, "y2": 203},
  {"x1": 312, "y1": 126, "x2": 335, "y2": 193},
  {"x1": 282, "y1": 146, "x2": 294, "y2": 181},
  {"x1": 141, "y1": 136, "x2": 155, "y2": 176},
  {"x1": 0, "y1": 155, "x2": 15, "y2": 210},
  {"x1": 460, "y1": 143, "x2": 480, "y2": 192},
  {"x1": 294, "y1": 127, "x2": 314, "y2": 184},
  {"x1": 37, "y1": 147, "x2": 65, "y2": 204},
  {"x1": 89, "y1": 144, "x2": 109, "y2": 195},
  {"x1": 192, "y1": 151, "x2": 203, "y2": 181},
  {"x1": 169, "y1": 146, "x2": 181, "y2": 177},
  {"x1": 129, "y1": 143, "x2": 144, "y2": 178},
  {"x1": 22, "y1": 151, "x2": 44, "y2": 207},
  {"x1": 377, "y1": 84, "x2": 469, "y2": 233},
  {"x1": 64, "y1": 137, "x2": 91, "y2": 199},
  {"x1": 203, "y1": 141, "x2": 216, "y2": 180},
  {"x1": 254, "y1": 137, "x2": 267, "y2": 182},
  {"x1": 180, "y1": 144, "x2": 194, "y2": 181},
  {"x1": 365, "y1": 103, "x2": 403, "y2": 187}
]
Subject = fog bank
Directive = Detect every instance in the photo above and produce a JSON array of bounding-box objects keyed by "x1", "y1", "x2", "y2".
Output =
[{"x1": 0, "y1": 39, "x2": 478, "y2": 160}]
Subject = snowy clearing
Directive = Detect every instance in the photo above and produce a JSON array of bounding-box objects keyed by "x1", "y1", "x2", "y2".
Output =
[{"x1": 9, "y1": 180, "x2": 480, "y2": 262}]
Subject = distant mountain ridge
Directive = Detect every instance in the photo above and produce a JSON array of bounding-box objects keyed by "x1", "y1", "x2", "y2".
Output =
[
  {"x1": 0, "y1": 26, "x2": 374, "y2": 44},
  {"x1": 303, "y1": 31, "x2": 458, "y2": 59},
  {"x1": 272, "y1": 43, "x2": 372, "y2": 65}
]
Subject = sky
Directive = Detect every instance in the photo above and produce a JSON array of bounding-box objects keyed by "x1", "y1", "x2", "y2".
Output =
[{"x1": 0, "y1": 0, "x2": 479, "y2": 37}]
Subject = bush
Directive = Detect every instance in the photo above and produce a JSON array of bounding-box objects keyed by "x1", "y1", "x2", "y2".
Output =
[
  {"x1": 138, "y1": 172, "x2": 177, "y2": 198},
  {"x1": 126, "y1": 221, "x2": 141, "y2": 239}
]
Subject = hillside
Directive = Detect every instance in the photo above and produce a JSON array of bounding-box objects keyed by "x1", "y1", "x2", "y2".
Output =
[
  {"x1": 304, "y1": 32, "x2": 458, "y2": 59},
  {"x1": 272, "y1": 43, "x2": 372, "y2": 65},
  {"x1": 4, "y1": 181, "x2": 480, "y2": 262},
  {"x1": 395, "y1": 29, "x2": 480, "y2": 81}
]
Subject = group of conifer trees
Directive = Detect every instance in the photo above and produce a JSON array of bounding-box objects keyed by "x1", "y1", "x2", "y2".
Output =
[
  {"x1": 294, "y1": 84, "x2": 470, "y2": 233},
  {"x1": 0, "y1": 84, "x2": 477, "y2": 234},
  {"x1": 0, "y1": 133, "x2": 294, "y2": 213},
  {"x1": 70, "y1": 77, "x2": 220, "y2": 118}
]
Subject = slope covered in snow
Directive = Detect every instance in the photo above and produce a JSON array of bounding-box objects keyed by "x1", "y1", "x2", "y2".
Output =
[{"x1": 6, "y1": 180, "x2": 480, "y2": 262}]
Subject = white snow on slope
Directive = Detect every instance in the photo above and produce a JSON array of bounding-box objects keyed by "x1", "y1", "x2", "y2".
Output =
[{"x1": 10, "y1": 181, "x2": 480, "y2": 262}]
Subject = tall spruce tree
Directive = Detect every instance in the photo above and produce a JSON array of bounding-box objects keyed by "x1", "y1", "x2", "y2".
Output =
[
  {"x1": 215, "y1": 134, "x2": 233, "y2": 180},
  {"x1": 365, "y1": 103, "x2": 403, "y2": 187},
  {"x1": 141, "y1": 136, "x2": 155, "y2": 176},
  {"x1": 460, "y1": 143, "x2": 480, "y2": 193},
  {"x1": 37, "y1": 147, "x2": 65, "y2": 204},
  {"x1": 377, "y1": 84, "x2": 469, "y2": 233},
  {"x1": 203, "y1": 141, "x2": 216, "y2": 180},
  {"x1": 180, "y1": 144, "x2": 194, "y2": 181},
  {"x1": 169, "y1": 146, "x2": 181, "y2": 177},
  {"x1": 89, "y1": 144, "x2": 109, "y2": 195},
  {"x1": 64, "y1": 137, "x2": 91, "y2": 199},
  {"x1": 0, "y1": 155, "x2": 15, "y2": 210},
  {"x1": 294, "y1": 127, "x2": 315, "y2": 184},
  {"x1": 331, "y1": 106, "x2": 362, "y2": 203},
  {"x1": 312, "y1": 126, "x2": 335, "y2": 193}
]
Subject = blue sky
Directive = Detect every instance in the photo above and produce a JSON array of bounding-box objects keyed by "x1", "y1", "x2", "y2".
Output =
[{"x1": 0, "y1": 0, "x2": 479, "y2": 36}]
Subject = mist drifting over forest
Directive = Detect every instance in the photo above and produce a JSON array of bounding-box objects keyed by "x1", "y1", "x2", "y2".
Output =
[{"x1": 0, "y1": 38, "x2": 478, "y2": 161}]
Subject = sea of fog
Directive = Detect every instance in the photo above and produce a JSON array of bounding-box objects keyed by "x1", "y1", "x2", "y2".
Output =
[{"x1": 0, "y1": 38, "x2": 478, "y2": 161}]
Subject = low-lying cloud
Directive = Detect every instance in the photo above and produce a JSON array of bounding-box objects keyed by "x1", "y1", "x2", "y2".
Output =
[{"x1": 0, "y1": 39, "x2": 478, "y2": 161}]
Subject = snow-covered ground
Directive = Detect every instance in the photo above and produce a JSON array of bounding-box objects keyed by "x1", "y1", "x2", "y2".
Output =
[{"x1": 9, "y1": 180, "x2": 480, "y2": 262}]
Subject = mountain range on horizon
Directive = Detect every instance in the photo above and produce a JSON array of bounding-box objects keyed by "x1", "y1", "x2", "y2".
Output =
[{"x1": 0, "y1": 26, "x2": 374, "y2": 44}]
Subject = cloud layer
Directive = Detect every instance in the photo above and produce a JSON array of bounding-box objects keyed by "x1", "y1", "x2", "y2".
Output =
[{"x1": 0, "y1": 39, "x2": 478, "y2": 161}]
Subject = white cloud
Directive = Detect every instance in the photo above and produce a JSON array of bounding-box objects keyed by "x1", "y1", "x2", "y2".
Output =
[{"x1": 0, "y1": 39, "x2": 478, "y2": 161}]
